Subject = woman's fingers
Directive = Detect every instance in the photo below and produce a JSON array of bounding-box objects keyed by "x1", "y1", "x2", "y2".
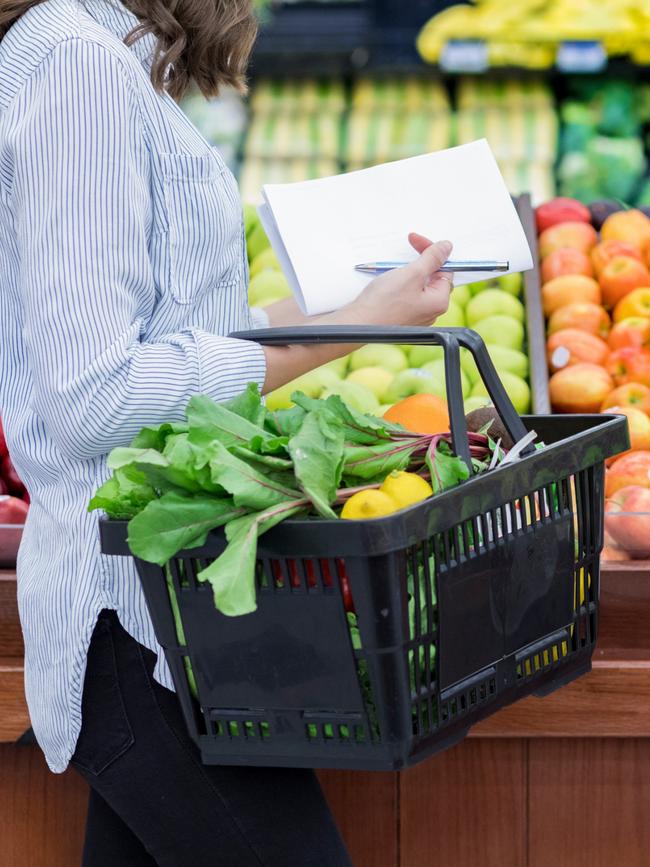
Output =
[
  {"x1": 408, "y1": 232, "x2": 434, "y2": 254},
  {"x1": 413, "y1": 239, "x2": 453, "y2": 282}
]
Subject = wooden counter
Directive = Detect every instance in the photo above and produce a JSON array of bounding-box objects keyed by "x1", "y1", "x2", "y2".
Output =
[{"x1": 2, "y1": 563, "x2": 650, "y2": 867}]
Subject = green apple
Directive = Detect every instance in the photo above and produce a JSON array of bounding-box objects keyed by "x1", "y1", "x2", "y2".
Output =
[
  {"x1": 246, "y1": 221, "x2": 271, "y2": 261},
  {"x1": 471, "y1": 371, "x2": 530, "y2": 414},
  {"x1": 384, "y1": 368, "x2": 438, "y2": 403},
  {"x1": 474, "y1": 315, "x2": 525, "y2": 351},
  {"x1": 468, "y1": 278, "x2": 496, "y2": 296},
  {"x1": 421, "y1": 359, "x2": 471, "y2": 398},
  {"x1": 466, "y1": 290, "x2": 525, "y2": 327},
  {"x1": 243, "y1": 203, "x2": 258, "y2": 240},
  {"x1": 378, "y1": 404, "x2": 394, "y2": 416},
  {"x1": 321, "y1": 356, "x2": 349, "y2": 377},
  {"x1": 265, "y1": 367, "x2": 341, "y2": 411},
  {"x1": 349, "y1": 344, "x2": 408, "y2": 374},
  {"x1": 433, "y1": 299, "x2": 465, "y2": 328},
  {"x1": 485, "y1": 344, "x2": 529, "y2": 379},
  {"x1": 346, "y1": 366, "x2": 394, "y2": 401},
  {"x1": 321, "y1": 381, "x2": 380, "y2": 415},
  {"x1": 248, "y1": 270, "x2": 291, "y2": 306},
  {"x1": 409, "y1": 345, "x2": 444, "y2": 367},
  {"x1": 497, "y1": 272, "x2": 523, "y2": 297},
  {"x1": 250, "y1": 248, "x2": 281, "y2": 279},
  {"x1": 451, "y1": 284, "x2": 471, "y2": 308},
  {"x1": 464, "y1": 396, "x2": 493, "y2": 413}
]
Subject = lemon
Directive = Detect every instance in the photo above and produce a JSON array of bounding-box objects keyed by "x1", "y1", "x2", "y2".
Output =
[
  {"x1": 341, "y1": 490, "x2": 399, "y2": 520},
  {"x1": 380, "y1": 471, "x2": 433, "y2": 510}
]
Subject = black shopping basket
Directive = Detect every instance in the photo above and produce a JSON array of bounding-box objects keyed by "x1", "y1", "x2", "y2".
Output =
[{"x1": 100, "y1": 327, "x2": 629, "y2": 771}]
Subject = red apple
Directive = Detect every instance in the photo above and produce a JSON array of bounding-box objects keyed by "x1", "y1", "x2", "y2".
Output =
[
  {"x1": 613, "y1": 288, "x2": 650, "y2": 323},
  {"x1": 541, "y1": 275, "x2": 601, "y2": 317},
  {"x1": 605, "y1": 485, "x2": 650, "y2": 558},
  {"x1": 602, "y1": 406, "x2": 650, "y2": 455},
  {"x1": 541, "y1": 248, "x2": 594, "y2": 283},
  {"x1": 606, "y1": 348, "x2": 650, "y2": 387},
  {"x1": 606, "y1": 451, "x2": 650, "y2": 496},
  {"x1": 538, "y1": 222, "x2": 598, "y2": 258},
  {"x1": 548, "y1": 363, "x2": 613, "y2": 413},
  {"x1": 536, "y1": 198, "x2": 592, "y2": 234},
  {"x1": 547, "y1": 302, "x2": 611, "y2": 339},
  {"x1": 599, "y1": 256, "x2": 650, "y2": 309},
  {"x1": 607, "y1": 318, "x2": 650, "y2": 351},
  {"x1": 0, "y1": 495, "x2": 28, "y2": 524},
  {"x1": 601, "y1": 209, "x2": 650, "y2": 254},
  {"x1": 591, "y1": 240, "x2": 644, "y2": 277},
  {"x1": 601, "y1": 383, "x2": 650, "y2": 415},
  {"x1": 546, "y1": 329, "x2": 609, "y2": 372}
]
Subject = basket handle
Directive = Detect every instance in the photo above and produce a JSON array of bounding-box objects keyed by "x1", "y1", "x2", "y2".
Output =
[{"x1": 229, "y1": 325, "x2": 533, "y2": 472}]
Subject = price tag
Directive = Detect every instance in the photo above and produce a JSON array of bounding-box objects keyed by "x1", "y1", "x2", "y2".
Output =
[
  {"x1": 556, "y1": 41, "x2": 607, "y2": 73},
  {"x1": 440, "y1": 40, "x2": 489, "y2": 73}
]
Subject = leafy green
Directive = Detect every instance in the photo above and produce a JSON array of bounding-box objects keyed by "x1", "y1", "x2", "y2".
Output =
[
  {"x1": 343, "y1": 438, "x2": 423, "y2": 482},
  {"x1": 426, "y1": 439, "x2": 470, "y2": 495},
  {"x1": 288, "y1": 410, "x2": 345, "y2": 518},
  {"x1": 208, "y1": 440, "x2": 301, "y2": 509},
  {"x1": 88, "y1": 468, "x2": 156, "y2": 519}
]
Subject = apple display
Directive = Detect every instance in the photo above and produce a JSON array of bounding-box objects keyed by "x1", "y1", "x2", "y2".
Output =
[
  {"x1": 321, "y1": 380, "x2": 380, "y2": 415},
  {"x1": 484, "y1": 344, "x2": 529, "y2": 379},
  {"x1": 384, "y1": 369, "x2": 439, "y2": 404},
  {"x1": 549, "y1": 363, "x2": 613, "y2": 413},
  {"x1": 547, "y1": 302, "x2": 611, "y2": 339},
  {"x1": 432, "y1": 299, "x2": 465, "y2": 329},
  {"x1": 496, "y1": 272, "x2": 523, "y2": 297},
  {"x1": 591, "y1": 239, "x2": 643, "y2": 276},
  {"x1": 606, "y1": 348, "x2": 650, "y2": 388},
  {"x1": 346, "y1": 366, "x2": 394, "y2": 401},
  {"x1": 598, "y1": 256, "x2": 650, "y2": 309},
  {"x1": 541, "y1": 248, "x2": 594, "y2": 283},
  {"x1": 541, "y1": 275, "x2": 601, "y2": 316},
  {"x1": 265, "y1": 367, "x2": 342, "y2": 411},
  {"x1": 420, "y1": 359, "x2": 471, "y2": 399},
  {"x1": 605, "y1": 485, "x2": 650, "y2": 558},
  {"x1": 601, "y1": 209, "x2": 650, "y2": 254},
  {"x1": 248, "y1": 270, "x2": 292, "y2": 307},
  {"x1": 535, "y1": 197, "x2": 591, "y2": 233},
  {"x1": 607, "y1": 318, "x2": 650, "y2": 352},
  {"x1": 546, "y1": 329, "x2": 609, "y2": 372},
  {"x1": 601, "y1": 383, "x2": 650, "y2": 416},
  {"x1": 613, "y1": 288, "x2": 650, "y2": 323},
  {"x1": 606, "y1": 451, "x2": 650, "y2": 496},
  {"x1": 464, "y1": 396, "x2": 493, "y2": 413},
  {"x1": 538, "y1": 221, "x2": 598, "y2": 258}
]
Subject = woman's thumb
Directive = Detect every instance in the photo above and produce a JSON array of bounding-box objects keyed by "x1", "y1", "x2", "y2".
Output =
[{"x1": 416, "y1": 239, "x2": 453, "y2": 277}]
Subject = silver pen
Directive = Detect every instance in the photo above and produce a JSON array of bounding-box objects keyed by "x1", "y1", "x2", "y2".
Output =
[{"x1": 354, "y1": 259, "x2": 510, "y2": 275}]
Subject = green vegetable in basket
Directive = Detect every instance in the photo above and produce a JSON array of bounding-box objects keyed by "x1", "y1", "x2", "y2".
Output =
[{"x1": 90, "y1": 383, "x2": 512, "y2": 619}]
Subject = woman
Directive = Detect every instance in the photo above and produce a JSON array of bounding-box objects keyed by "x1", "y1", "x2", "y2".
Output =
[{"x1": 0, "y1": 0, "x2": 453, "y2": 863}]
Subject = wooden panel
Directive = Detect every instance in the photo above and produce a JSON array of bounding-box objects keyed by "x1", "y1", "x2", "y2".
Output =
[
  {"x1": 472, "y1": 661, "x2": 650, "y2": 738},
  {"x1": 0, "y1": 744, "x2": 87, "y2": 867},
  {"x1": 0, "y1": 573, "x2": 22, "y2": 658},
  {"x1": 598, "y1": 563, "x2": 650, "y2": 659},
  {"x1": 529, "y1": 739, "x2": 650, "y2": 867},
  {"x1": 0, "y1": 661, "x2": 29, "y2": 742},
  {"x1": 318, "y1": 771, "x2": 397, "y2": 867},
  {"x1": 400, "y1": 739, "x2": 526, "y2": 867}
]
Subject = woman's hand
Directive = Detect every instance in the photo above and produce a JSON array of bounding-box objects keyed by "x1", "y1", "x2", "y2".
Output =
[
  {"x1": 351, "y1": 235, "x2": 454, "y2": 327},
  {"x1": 260, "y1": 234, "x2": 454, "y2": 393}
]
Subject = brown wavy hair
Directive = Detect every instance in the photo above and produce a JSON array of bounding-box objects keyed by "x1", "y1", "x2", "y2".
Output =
[{"x1": 0, "y1": 0, "x2": 258, "y2": 100}]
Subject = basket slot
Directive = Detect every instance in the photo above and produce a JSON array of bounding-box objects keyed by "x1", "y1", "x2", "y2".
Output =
[
  {"x1": 208, "y1": 711, "x2": 272, "y2": 741},
  {"x1": 515, "y1": 629, "x2": 571, "y2": 683},
  {"x1": 304, "y1": 712, "x2": 367, "y2": 744},
  {"x1": 440, "y1": 670, "x2": 497, "y2": 724}
]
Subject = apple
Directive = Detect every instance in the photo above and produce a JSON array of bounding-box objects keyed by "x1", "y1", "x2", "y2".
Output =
[
  {"x1": 464, "y1": 396, "x2": 493, "y2": 413},
  {"x1": 546, "y1": 329, "x2": 609, "y2": 372},
  {"x1": 613, "y1": 289, "x2": 650, "y2": 323},
  {"x1": 451, "y1": 284, "x2": 471, "y2": 307},
  {"x1": 246, "y1": 221, "x2": 271, "y2": 260},
  {"x1": 541, "y1": 248, "x2": 594, "y2": 283},
  {"x1": 346, "y1": 366, "x2": 394, "y2": 401},
  {"x1": 265, "y1": 367, "x2": 342, "y2": 411},
  {"x1": 591, "y1": 239, "x2": 643, "y2": 277},
  {"x1": 0, "y1": 495, "x2": 28, "y2": 524},
  {"x1": 601, "y1": 209, "x2": 650, "y2": 254},
  {"x1": 473, "y1": 315, "x2": 525, "y2": 351},
  {"x1": 541, "y1": 275, "x2": 601, "y2": 316},
  {"x1": 496, "y1": 273, "x2": 523, "y2": 297},
  {"x1": 432, "y1": 299, "x2": 465, "y2": 328},
  {"x1": 484, "y1": 344, "x2": 529, "y2": 379},
  {"x1": 604, "y1": 405, "x2": 650, "y2": 454},
  {"x1": 538, "y1": 221, "x2": 598, "y2": 258},
  {"x1": 377, "y1": 404, "x2": 394, "y2": 416},
  {"x1": 607, "y1": 318, "x2": 650, "y2": 352},
  {"x1": 384, "y1": 368, "x2": 439, "y2": 404},
  {"x1": 467, "y1": 278, "x2": 494, "y2": 296},
  {"x1": 420, "y1": 359, "x2": 471, "y2": 398},
  {"x1": 549, "y1": 363, "x2": 613, "y2": 413},
  {"x1": 599, "y1": 256, "x2": 650, "y2": 309},
  {"x1": 547, "y1": 302, "x2": 611, "y2": 339},
  {"x1": 470, "y1": 371, "x2": 530, "y2": 414},
  {"x1": 602, "y1": 384, "x2": 650, "y2": 416},
  {"x1": 248, "y1": 270, "x2": 291, "y2": 306},
  {"x1": 249, "y1": 248, "x2": 281, "y2": 279},
  {"x1": 606, "y1": 452, "x2": 650, "y2": 497},
  {"x1": 605, "y1": 485, "x2": 650, "y2": 558},
  {"x1": 409, "y1": 345, "x2": 477, "y2": 380},
  {"x1": 321, "y1": 381, "x2": 380, "y2": 415},
  {"x1": 349, "y1": 345, "x2": 408, "y2": 374},
  {"x1": 606, "y1": 348, "x2": 650, "y2": 387},
  {"x1": 536, "y1": 197, "x2": 591, "y2": 233},
  {"x1": 466, "y1": 290, "x2": 524, "y2": 327},
  {"x1": 321, "y1": 356, "x2": 349, "y2": 377}
]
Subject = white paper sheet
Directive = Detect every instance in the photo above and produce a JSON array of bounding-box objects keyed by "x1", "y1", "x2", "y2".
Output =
[{"x1": 259, "y1": 139, "x2": 534, "y2": 316}]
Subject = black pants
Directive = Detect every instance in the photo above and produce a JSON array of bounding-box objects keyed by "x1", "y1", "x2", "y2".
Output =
[{"x1": 70, "y1": 610, "x2": 353, "y2": 867}]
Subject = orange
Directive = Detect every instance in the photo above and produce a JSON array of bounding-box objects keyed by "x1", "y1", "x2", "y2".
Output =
[{"x1": 383, "y1": 394, "x2": 449, "y2": 434}]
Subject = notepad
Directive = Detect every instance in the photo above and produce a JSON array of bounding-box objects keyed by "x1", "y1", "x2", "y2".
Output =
[{"x1": 258, "y1": 139, "x2": 534, "y2": 316}]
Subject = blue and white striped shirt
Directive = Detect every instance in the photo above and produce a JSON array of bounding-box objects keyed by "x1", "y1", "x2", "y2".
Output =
[{"x1": 0, "y1": 0, "x2": 269, "y2": 772}]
